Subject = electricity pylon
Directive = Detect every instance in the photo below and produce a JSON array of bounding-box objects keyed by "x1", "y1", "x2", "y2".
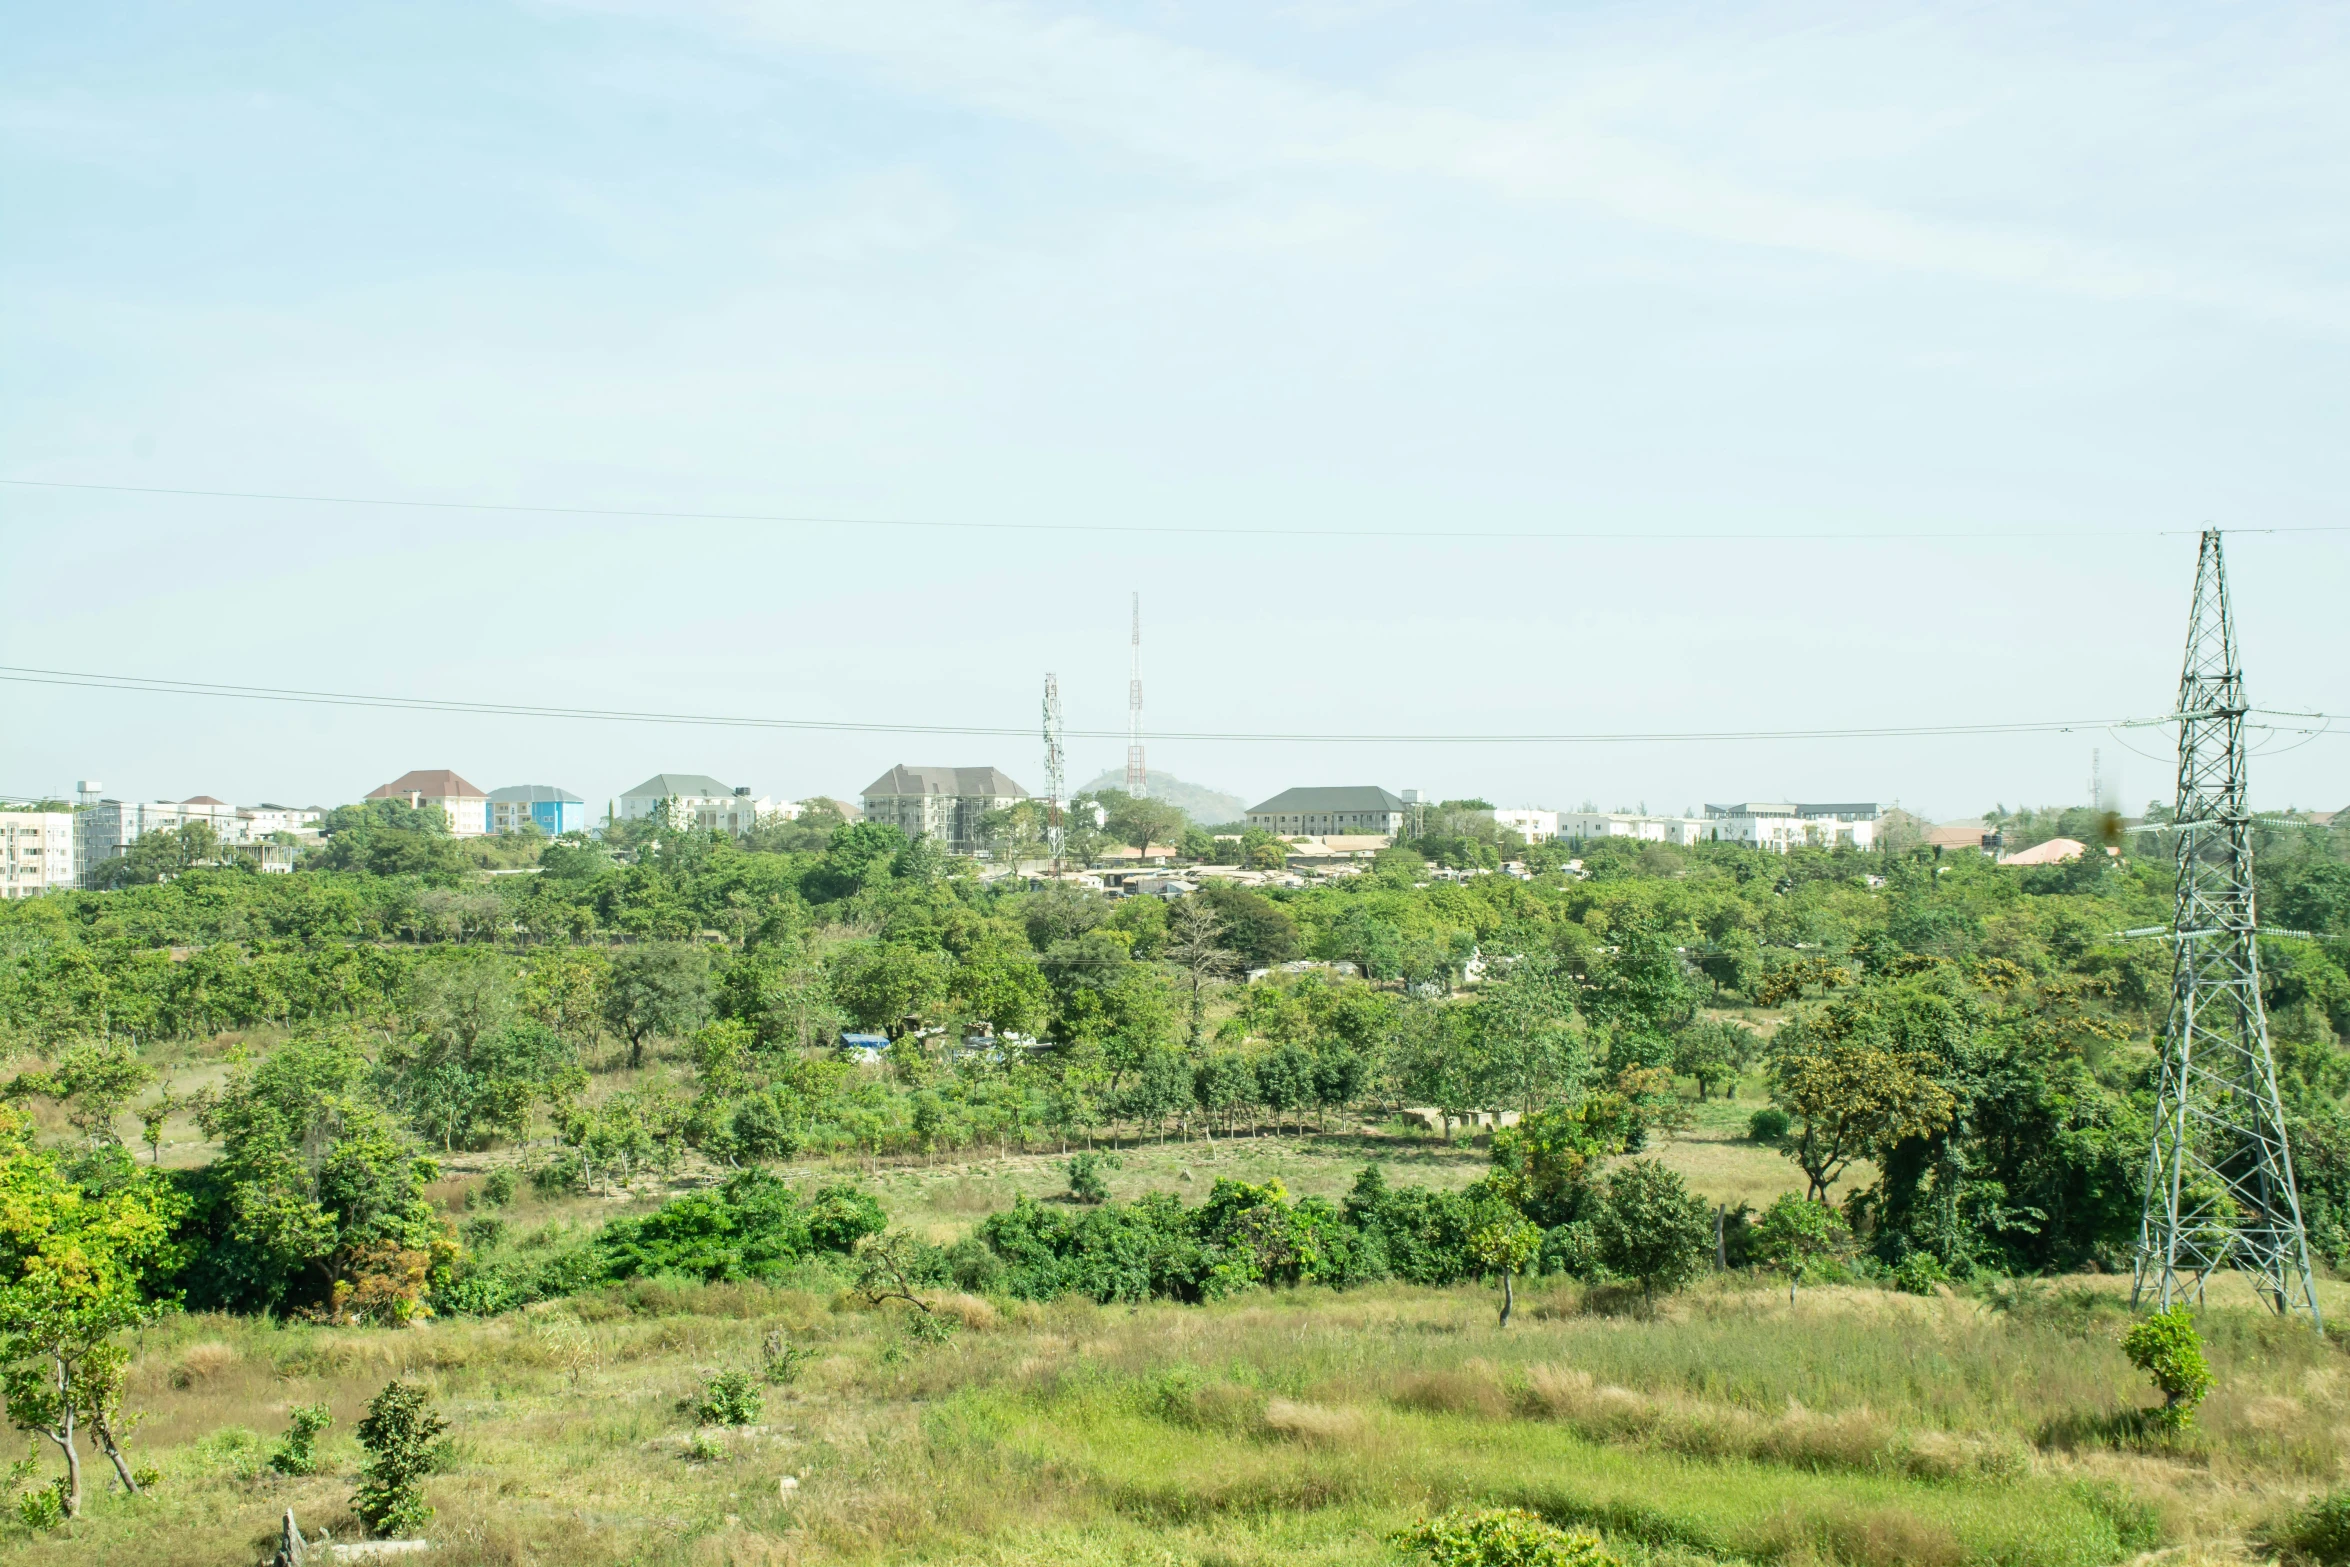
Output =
[
  {"x1": 1042, "y1": 673, "x2": 1065, "y2": 872},
  {"x1": 2132, "y1": 530, "x2": 2323, "y2": 1326}
]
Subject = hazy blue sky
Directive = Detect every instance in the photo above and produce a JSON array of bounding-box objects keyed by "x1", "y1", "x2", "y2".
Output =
[{"x1": 6, "y1": 1, "x2": 2349, "y2": 820}]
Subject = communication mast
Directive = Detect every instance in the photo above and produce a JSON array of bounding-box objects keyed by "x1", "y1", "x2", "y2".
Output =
[
  {"x1": 1125, "y1": 592, "x2": 1147, "y2": 797},
  {"x1": 2132, "y1": 530, "x2": 2323, "y2": 1327},
  {"x1": 1042, "y1": 673, "x2": 1065, "y2": 872}
]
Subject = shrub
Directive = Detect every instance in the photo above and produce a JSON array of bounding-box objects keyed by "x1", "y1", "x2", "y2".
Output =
[
  {"x1": 459, "y1": 1214, "x2": 507, "y2": 1250},
  {"x1": 1391, "y1": 1506, "x2": 1618, "y2": 1567},
  {"x1": 267, "y1": 1402, "x2": 333, "y2": 1477},
  {"x1": 15, "y1": 1479, "x2": 66, "y2": 1531},
  {"x1": 480, "y1": 1167, "x2": 516, "y2": 1206},
  {"x1": 2277, "y1": 1488, "x2": 2350, "y2": 1565},
  {"x1": 1747, "y1": 1107, "x2": 1791, "y2": 1143},
  {"x1": 1065, "y1": 1151, "x2": 1118, "y2": 1204},
  {"x1": 1892, "y1": 1251, "x2": 1950, "y2": 1295},
  {"x1": 1592, "y1": 1160, "x2": 1712, "y2": 1295},
  {"x1": 693, "y1": 1370, "x2": 763, "y2": 1427},
  {"x1": 2121, "y1": 1306, "x2": 2214, "y2": 1431},
  {"x1": 1536, "y1": 1221, "x2": 1602, "y2": 1279},
  {"x1": 1746, "y1": 1192, "x2": 1854, "y2": 1288},
  {"x1": 528, "y1": 1152, "x2": 588, "y2": 1196},
  {"x1": 761, "y1": 1332, "x2": 814, "y2": 1386},
  {"x1": 353, "y1": 1380, "x2": 447, "y2": 1538}
]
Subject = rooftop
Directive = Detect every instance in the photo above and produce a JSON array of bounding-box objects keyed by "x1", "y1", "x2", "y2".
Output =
[
  {"x1": 862, "y1": 765, "x2": 1028, "y2": 798},
  {"x1": 1247, "y1": 786, "x2": 1408, "y2": 815},
  {"x1": 490, "y1": 784, "x2": 586, "y2": 804},
  {"x1": 365, "y1": 769, "x2": 487, "y2": 801},
  {"x1": 619, "y1": 774, "x2": 738, "y2": 800}
]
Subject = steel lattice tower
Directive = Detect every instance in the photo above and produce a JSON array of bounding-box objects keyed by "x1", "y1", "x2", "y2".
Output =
[
  {"x1": 1125, "y1": 592, "x2": 1147, "y2": 797},
  {"x1": 2132, "y1": 530, "x2": 2323, "y2": 1326},
  {"x1": 1042, "y1": 673, "x2": 1066, "y2": 871}
]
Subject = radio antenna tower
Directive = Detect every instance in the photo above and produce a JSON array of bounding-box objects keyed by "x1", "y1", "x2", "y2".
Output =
[
  {"x1": 1042, "y1": 673, "x2": 1065, "y2": 872},
  {"x1": 1125, "y1": 592, "x2": 1147, "y2": 797},
  {"x1": 2132, "y1": 530, "x2": 2322, "y2": 1327}
]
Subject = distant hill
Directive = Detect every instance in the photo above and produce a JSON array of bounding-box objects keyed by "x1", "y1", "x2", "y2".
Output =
[{"x1": 1078, "y1": 770, "x2": 1247, "y2": 826}]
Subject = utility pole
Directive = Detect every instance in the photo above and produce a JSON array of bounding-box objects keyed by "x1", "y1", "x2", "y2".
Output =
[
  {"x1": 1125, "y1": 591, "x2": 1147, "y2": 798},
  {"x1": 2132, "y1": 530, "x2": 2323, "y2": 1327},
  {"x1": 1042, "y1": 673, "x2": 1065, "y2": 874}
]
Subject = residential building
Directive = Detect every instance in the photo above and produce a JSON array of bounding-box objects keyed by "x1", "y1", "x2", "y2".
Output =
[
  {"x1": 1555, "y1": 811, "x2": 1707, "y2": 845},
  {"x1": 1245, "y1": 786, "x2": 1409, "y2": 838},
  {"x1": 1924, "y1": 819, "x2": 1993, "y2": 853},
  {"x1": 860, "y1": 766, "x2": 1028, "y2": 855},
  {"x1": 1701, "y1": 802, "x2": 1880, "y2": 851},
  {"x1": 240, "y1": 803, "x2": 323, "y2": 839},
  {"x1": 1, "y1": 813, "x2": 75, "y2": 899},
  {"x1": 489, "y1": 785, "x2": 588, "y2": 836},
  {"x1": 2000, "y1": 837, "x2": 2086, "y2": 867},
  {"x1": 75, "y1": 797, "x2": 247, "y2": 883},
  {"x1": 365, "y1": 770, "x2": 491, "y2": 836},
  {"x1": 618, "y1": 774, "x2": 795, "y2": 835},
  {"x1": 1494, "y1": 808, "x2": 1559, "y2": 843}
]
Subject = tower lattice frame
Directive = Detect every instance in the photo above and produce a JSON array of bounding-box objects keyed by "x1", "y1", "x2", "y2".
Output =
[{"x1": 2132, "y1": 530, "x2": 2322, "y2": 1326}]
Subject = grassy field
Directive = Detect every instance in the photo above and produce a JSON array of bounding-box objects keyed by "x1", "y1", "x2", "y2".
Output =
[
  {"x1": 20, "y1": 1266, "x2": 2350, "y2": 1567},
  {"x1": 36, "y1": 1046, "x2": 2343, "y2": 1567}
]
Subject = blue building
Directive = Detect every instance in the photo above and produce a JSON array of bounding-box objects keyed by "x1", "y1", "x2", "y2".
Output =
[{"x1": 488, "y1": 784, "x2": 587, "y2": 837}]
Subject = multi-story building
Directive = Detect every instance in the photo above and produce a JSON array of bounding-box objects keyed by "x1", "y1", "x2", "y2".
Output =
[
  {"x1": 619, "y1": 774, "x2": 796, "y2": 835},
  {"x1": 1555, "y1": 811, "x2": 1708, "y2": 845},
  {"x1": 1, "y1": 813, "x2": 75, "y2": 899},
  {"x1": 364, "y1": 770, "x2": 491, "y2": 836},
  {"x1": 861, "y1": 766, "x2": 1028, "y2": 855},
  {"x1": 75, "y1": 798, "x2": 238, "y2": 882},
  {"x1": 1494, "y1": 808, "x2": 1559, "y2": 843},
  {"x1": 1701, "y1": 802, "x2": 1879, "y2": 851},
  {"x1": 1245, "y1": 786, "x2": 1410, "y2": 838},
  {"x1": 240, "y1": 803, "x2": 323, "y2": 839},
  {"x1": 489, "y1": 785, "x2": 588, "y2": 836}
]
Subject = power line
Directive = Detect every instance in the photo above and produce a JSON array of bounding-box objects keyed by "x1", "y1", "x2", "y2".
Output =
[
  {"x1": 8, "y1": 476, "x2": 2347, "y2": 543},
  {"x1": 0, "y1": 663, "x2": 2177, "y2": 744}
]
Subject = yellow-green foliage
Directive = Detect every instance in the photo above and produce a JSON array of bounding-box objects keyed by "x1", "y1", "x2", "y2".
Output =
[{"x1": 8, "y1": 1271, "x2": 2348, "y2": 1567}]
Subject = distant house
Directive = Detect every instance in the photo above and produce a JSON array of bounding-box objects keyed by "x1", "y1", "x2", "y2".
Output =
[
  {"x1": 365, "y1": 770, "x2": 490, "y2": 836},
  {"x1": 1245, "y1": 786, "x2": 1408, "y2": 838},
  {"x1": 2000, "y1": 837, "x2": 2086, "y2": 867},
  {"x1": 1701, "y1": 802, "x2": 1879, "y2": 852},
  {"x1": 1924, "y1": 819, "x2": 1993, "y2": 853},
  {"x1": 1, "y1": 812, "x2": 75, "y2": 899},
  {"x1": 860, "y1": 766, "x2": 1028, "y2": 856},
  {"x1": 1494, "y1": 808, "x2": 1559, "y2": 843},
  {"x1": 489, "y1": 784, "x2": 588, "y2": 836},
  {"x1": 618, "y1": 774, "x2": 795, "y2": 836}
]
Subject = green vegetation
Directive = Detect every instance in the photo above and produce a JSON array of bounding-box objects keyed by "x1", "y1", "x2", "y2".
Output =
[{"x1": 1, "y1": 803, "x2": 2348, "y2": 1560}]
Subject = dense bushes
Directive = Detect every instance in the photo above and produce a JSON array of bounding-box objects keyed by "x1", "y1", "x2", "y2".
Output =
[{"x1": 436, "y1": 1170, "x2": 884, "y2": 1314}]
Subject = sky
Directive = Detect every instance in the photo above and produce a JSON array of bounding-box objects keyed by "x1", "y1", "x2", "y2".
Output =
[{"x1": 5, "y1": 1, "x2": 2349, "y2": 821}]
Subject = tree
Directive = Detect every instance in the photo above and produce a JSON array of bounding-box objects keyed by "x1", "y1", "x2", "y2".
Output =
[
  {"x1": 6, "y1": 1041, "x2": 154, "y2": 1147},
  {"x1": 0, "y1": 1109, "x2": 185, "y2": 1516},
  {"x1": 1592, "y1": 1159, "x2": 1712, "y2": 1295},
  {"x1": 1672, "y1": 1020, "x2": 1756, "y2": 1102},
  {"x1": 602, "y1": 942, "x2": 713, "y2": 1068},
  {"x1": 1580, "y1": 922, "x2": 1696, "y2": 1035},
  {"x1": 2121, "y1": 1307, "x2": 2214, "y2": 1431},
  {"x1": 1472, "y1": 954, "x2": 1587, "y2": 1116},
  {"x1": 1768, "y1": 1023, "x2": 1957, "y2": 1202},
  {"x1": 1098, "y1": 792, "x2": 1187, "y2": 858},
  {"x1": 353, "y1": 1380, "x2": 447, "y2": 1537},
  {"x1": 1464, "y1": 1198, "x2": 1541, "y2": 1326},
  {"x1": 1746, "y1": 1193, "x2": 1855, "y2": 1303},
  {"x1": 177, "y1": 1032, "x2": 451, "y2": 1315},
  {"x1": 1162, "y1": 897, "x2": 1239, "y2": 1049},
  {"x1": 1196, "y1": 880, "x2": 1301, "y2": 966}
]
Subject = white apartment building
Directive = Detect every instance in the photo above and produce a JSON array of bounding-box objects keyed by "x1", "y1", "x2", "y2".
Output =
[
  {"x1": 620, "y1": 773, "x2": 798, "y2": 836},
  {"x1": 1, "y1": 813, "x2": 75, "y2": 899},
  {"x1": 860, "y1": 766, "x2": 1025, "y2": 854},
  {"x1": 1494, "y1": 808, "x2": 1559, "y2": 843},
  {"x1": 75, "y1": 797, "x2": 247, "y2": 883},
  {"x1": 1556, "y1": 811, "x2": 1708, "y2": 845},
  {"x1": 1702, "y1": 802, "x2": 1879, "y2": 851},
  {"x1": 241, "y1": 803, "x2": 323, "y2": 838}
]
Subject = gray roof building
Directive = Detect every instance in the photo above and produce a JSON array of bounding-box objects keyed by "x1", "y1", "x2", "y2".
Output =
[
  {"x1": 489, "y1": 784, "x2": 585, "y2": 804},
  {"x1": 1247, "y1": 786, "x2": 1408, "y2": 817},
  {"x1": 621, "y1": 773, "x2": 739, "y2": 802},
  {"x1": 862, "y1": 765, "x2": 1028, "y2": 799},
  {"x1": 1245, "y1": 786, "x2": 1411, "y2": 838},
  {"x1": 860, "y1": 766, "x2": 1028, "y2": 855}
]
